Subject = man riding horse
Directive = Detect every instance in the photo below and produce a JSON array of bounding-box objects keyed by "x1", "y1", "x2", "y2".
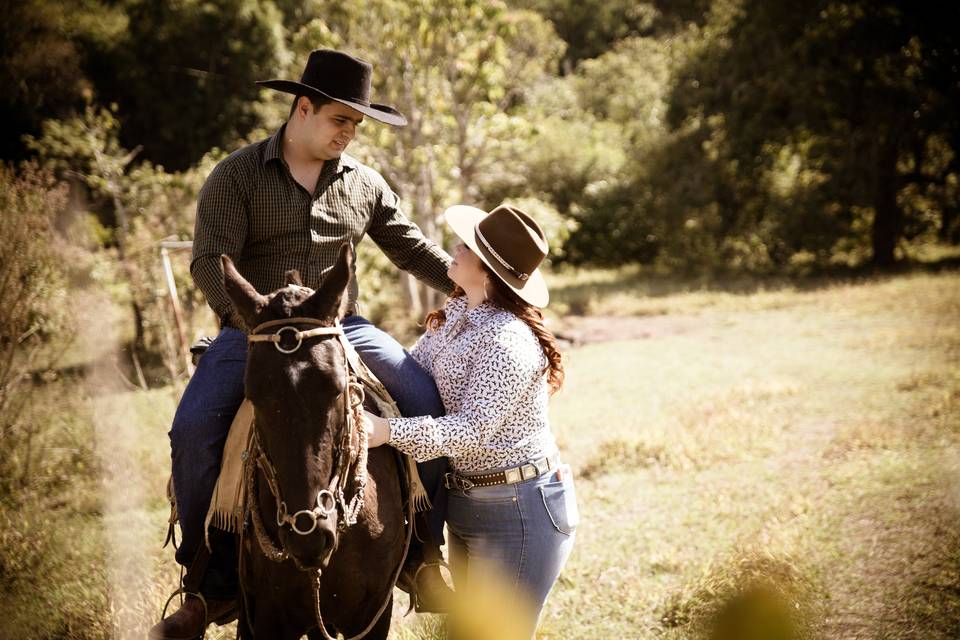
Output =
[{"x1": 150, "y1": 49, "x2": 453, "y2": 640}]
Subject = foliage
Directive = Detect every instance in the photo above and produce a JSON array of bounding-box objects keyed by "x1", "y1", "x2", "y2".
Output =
[
  {"x1": 0, "y1": 0, "x2": 126, "y2": 160},
  {"x1": 7, "y1": 0, "x2": 958, "y2": 276},
  {"x1": 510, "y1": 0, "x2": 705, "y2": 69},
  {"x1": 0, "y1": 507, "x2": 109, "y2": 638},
  {"x1": 662, "y1": 0, "x2": 960, "y2": 267},
  {"x1": 0, "y1": 164, "x2": 74, "y2": 498},
  {"x1": 504, "y1": 0, "x2": 960, "y2": 271},
  {"x1": 285, "y1": 0, "x2": 565, "y2": 314},
  {"x1": 122, "y1": 156, "x2": 223, "y2": 382},
  {"x1": 521, "y1": 33, "x2": 685, "y2": 266},
  {"x1": 27, "y1": 106, "x2": 220, "y2": 384},
  {"x1": 81, "y1": 0, "x2": 287, "y2": 171}
]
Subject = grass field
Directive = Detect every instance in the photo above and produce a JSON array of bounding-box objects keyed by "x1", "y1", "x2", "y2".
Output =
[
  {"x1": 536, "y1": 271, "x2": 960, "y2": 639},
  {"x1": 1, "y1": 269, "x2": 958, "y2": 639}
]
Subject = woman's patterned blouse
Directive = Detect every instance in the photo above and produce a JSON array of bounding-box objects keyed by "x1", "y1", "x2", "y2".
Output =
[{"x1": 388, "y1": 295, "x2": 558, "y2": 473}]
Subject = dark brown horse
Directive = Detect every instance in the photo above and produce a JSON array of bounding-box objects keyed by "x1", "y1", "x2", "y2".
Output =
[{"x1": 222, "y1": 244, "x2": 407, "y2": 639}]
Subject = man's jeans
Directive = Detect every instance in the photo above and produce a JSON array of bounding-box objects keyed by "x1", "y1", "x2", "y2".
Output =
[{"x1": 169, "y1": 315, "x2": 447, "y2": 597}]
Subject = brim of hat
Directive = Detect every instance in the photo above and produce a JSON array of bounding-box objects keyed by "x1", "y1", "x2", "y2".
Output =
[
  {"x1": 444, "y1": 205, "x2": 550, "y2": 308},
  {"x1": 256, "y1": 79, "x2": 408, "y2": 127}
]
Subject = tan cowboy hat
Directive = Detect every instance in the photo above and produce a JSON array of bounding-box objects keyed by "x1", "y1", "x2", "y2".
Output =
[{"x1": 445, "y1": 204, "x2": 550, "y2": 307}]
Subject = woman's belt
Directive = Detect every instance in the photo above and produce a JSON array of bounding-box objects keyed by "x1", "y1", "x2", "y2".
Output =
[{"x1": 444, "y1": 452, "x2": 560, "y2": 491}]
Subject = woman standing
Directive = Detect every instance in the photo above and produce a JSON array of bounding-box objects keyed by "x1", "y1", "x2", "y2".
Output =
[{"x1": 365, "y1": 204, "x2": 578, "y2": 638}]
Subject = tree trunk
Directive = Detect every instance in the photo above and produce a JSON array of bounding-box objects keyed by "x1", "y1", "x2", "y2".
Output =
[
  {"x1": 871, "y1": 135, "x2": 904, "y2": 268},
  {"x1": 871, "y1": 188, "x2": 902, "y2": 268},
  {"x1": 401, "y1": 272, "x2": 422, "y2": 320},
  {"x1": 940, "y1": 206, "x2": 959, "y2": 245}
]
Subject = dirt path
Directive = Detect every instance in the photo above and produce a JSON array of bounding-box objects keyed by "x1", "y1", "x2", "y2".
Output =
[{"x1": 552, "y1": 313, "x2": 703, "y2": 345}]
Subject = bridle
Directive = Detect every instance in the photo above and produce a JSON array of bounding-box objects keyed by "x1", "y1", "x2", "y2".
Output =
[
  {"x1": 241, "y1": 315, "x2": 406, "y2": 640},
  {"x1": 246, "y1": 316, "x2": 368, "y2": 540}
]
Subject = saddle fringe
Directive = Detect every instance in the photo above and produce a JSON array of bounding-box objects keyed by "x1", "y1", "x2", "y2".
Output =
[{"x1": 406, "y1": 455, "x2": 431, "y2": 513}]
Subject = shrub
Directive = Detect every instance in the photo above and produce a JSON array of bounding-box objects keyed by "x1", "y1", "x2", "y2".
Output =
[{"x1": 0, "y1": 163, "x2": 74, "y2": 499}]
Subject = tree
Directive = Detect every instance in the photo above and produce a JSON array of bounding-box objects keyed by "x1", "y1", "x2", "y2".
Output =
[
  {"x1": 0, "y1": 164, "x2": 73, "y2": 495},
  {"x1": 84, "y1": 0, "x2": 287, "y2": 171},
  {"x1": 666, "y1": 0, "x2": 960, "y2": 267},
  {"x1": 26, "y1": 107, "x2": 216, "y2": 384},
  {"x1": 0, "y1": 0, "x2": 125, "y2": 161},
  {"x1": 514, "y1": 34, "x2": 696, "y2": 267},
  {"x1": 510, "y1": 0, "x2": 709, "y2": 70},
  {"x1": 288, "y1": 0, "x2": 564, "y2": 314}
]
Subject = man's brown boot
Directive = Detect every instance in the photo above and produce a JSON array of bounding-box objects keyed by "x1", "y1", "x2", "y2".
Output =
[
  {"x1": 396, "y1": 511, "x2": 454, "y2": 614},
  {"x1": 397, "y1": 562, "x2": 454, "y2": 614},
  {"x1": 147, "y1": 593, "x2": 238, "y2": 640}
]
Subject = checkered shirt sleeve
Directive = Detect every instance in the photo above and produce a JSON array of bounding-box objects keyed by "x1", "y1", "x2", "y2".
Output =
[{"x1": 192, "y1": 161, "x2": 249, "y2": 328}]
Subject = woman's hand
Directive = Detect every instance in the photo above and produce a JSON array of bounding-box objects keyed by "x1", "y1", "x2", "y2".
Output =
[{"x1": 363, "y1": 410, "x2": 391, "y2": 448}]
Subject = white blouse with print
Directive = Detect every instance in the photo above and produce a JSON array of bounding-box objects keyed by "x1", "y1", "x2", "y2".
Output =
[{"x1": 387, "y1": 295, "x2": 558, "y2": 473}]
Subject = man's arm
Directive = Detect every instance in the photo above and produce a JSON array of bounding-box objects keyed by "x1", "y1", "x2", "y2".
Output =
[
  {"x1": 366, "y1": 177, "x2": 454, "y2": 294},
  {"x1": 190, "y1": 161, "x2": 248, "y2": 328}
]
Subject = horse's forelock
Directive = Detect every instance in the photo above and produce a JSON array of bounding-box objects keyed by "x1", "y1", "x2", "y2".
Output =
[{"x1": 256, "y1": 285, "x2": 323, "y2": 322}]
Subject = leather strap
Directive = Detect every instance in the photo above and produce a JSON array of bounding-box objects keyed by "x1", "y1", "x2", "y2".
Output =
[
  {"x1": 181, "y1": 542, "x2": 212, "y2": 594},
  {"x1": 444, "y1": 453, "x2": 560, "y2": 490}
]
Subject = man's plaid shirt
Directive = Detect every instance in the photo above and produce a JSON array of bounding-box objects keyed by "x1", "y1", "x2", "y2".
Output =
[{"x1": 191, "y1": 125, "x2": 453, "y2": 329}]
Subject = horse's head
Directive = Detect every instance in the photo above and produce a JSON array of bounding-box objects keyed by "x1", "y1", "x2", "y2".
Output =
[{"x1": 222, "y1": 243, "x2": 357, "y2": 570}]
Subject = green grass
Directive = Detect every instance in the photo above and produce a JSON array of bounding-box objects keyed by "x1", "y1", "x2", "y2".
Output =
[
  {"x1": 535, "y1": 271, "x2": 960, "y2": 639},
  {"x1": 1, "y1": 270, "x2": 958, "y2": 638}
]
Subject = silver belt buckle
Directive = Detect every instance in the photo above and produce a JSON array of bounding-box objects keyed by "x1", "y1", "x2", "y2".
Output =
[
  {"x1": 504, "y1": 467, "x2": 523, "y2": 484},
  {"x1": 445, "y1": 472, "x2": 474, "y2": 491},
  {"x1": 533, "y1": 456, "x2": 549, "y2": 475}
]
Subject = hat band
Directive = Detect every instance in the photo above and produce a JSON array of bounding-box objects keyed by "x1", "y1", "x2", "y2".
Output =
[{"x1": 475, "y1": 228, "x2": 530, "y2": 282}]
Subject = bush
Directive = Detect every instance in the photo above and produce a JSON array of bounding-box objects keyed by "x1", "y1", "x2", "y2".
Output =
[
  {"x1": 0, "y1": 163, "x2": 74, "y2": 499},
  {"x1": 659, "y1": 549, "x2": 821, "y2": 639},
  {"x1": 28, "y1": 107, "x2": 223, "y2": 385}
]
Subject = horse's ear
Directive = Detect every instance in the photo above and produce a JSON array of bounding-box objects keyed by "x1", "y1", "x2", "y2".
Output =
[
  {"x1": 284, "y1": 269, "x2": 303, "y2": 287},
  {"x1": 222, "y1": 255, "x2": 268, "y2": 328},
  {"x1": 299, "y1": 243, "x2": 354, "y2": 321}
]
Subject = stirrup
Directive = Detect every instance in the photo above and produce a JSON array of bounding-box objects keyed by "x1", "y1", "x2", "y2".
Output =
[
  {"x1": 401, "y1": 560, "x2": 454, "y2": 616},
  {"x1": 159, "y1": 587, "x2": 210, "y2": 640}
]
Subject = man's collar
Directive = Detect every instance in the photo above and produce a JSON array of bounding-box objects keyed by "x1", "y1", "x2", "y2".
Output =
[
  {"x1": 263, "y1": 125, "x2": 358, "y2": 176},
  {"x1": 323, "y1": 153, "x2": 358, "y2": 177},
  {"x1": 263, "y1": 126, "x2": 285, "y2": 165}
]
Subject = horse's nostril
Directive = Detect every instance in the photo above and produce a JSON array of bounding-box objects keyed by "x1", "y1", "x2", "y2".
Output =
[
  {"x1": 319, "y1": 528, "x2": 337, "y2": 557},
  {"x1": 285, "y1": 525, "x2": 337, "y2": 570}
]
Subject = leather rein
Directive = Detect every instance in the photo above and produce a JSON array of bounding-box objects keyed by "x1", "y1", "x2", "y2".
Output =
[{"x1": 241, "y1": 316, "x2": 406, "y2": 640}]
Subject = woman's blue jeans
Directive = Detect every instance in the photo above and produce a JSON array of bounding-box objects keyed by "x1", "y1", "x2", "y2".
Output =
[
  {"x1": 168, "y1": 315, "x2": 447, "y2": 597},
  {"x1": 446, "y1": 465, "x2": 578, "y2": 638}
]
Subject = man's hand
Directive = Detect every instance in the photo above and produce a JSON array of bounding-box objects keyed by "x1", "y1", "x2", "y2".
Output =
[{"x1": 363, "y1": 410, "x2": 391, "y2": 448}]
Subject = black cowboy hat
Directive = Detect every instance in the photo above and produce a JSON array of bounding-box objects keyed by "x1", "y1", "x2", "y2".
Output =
[{"x1": 256, "y1": 49, "x2": 407, "y2": 127}]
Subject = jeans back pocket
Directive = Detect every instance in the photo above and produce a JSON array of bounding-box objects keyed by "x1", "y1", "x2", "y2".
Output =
[{"x1": 538, "y1": 469, "x2": 579, "y2": 535}]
